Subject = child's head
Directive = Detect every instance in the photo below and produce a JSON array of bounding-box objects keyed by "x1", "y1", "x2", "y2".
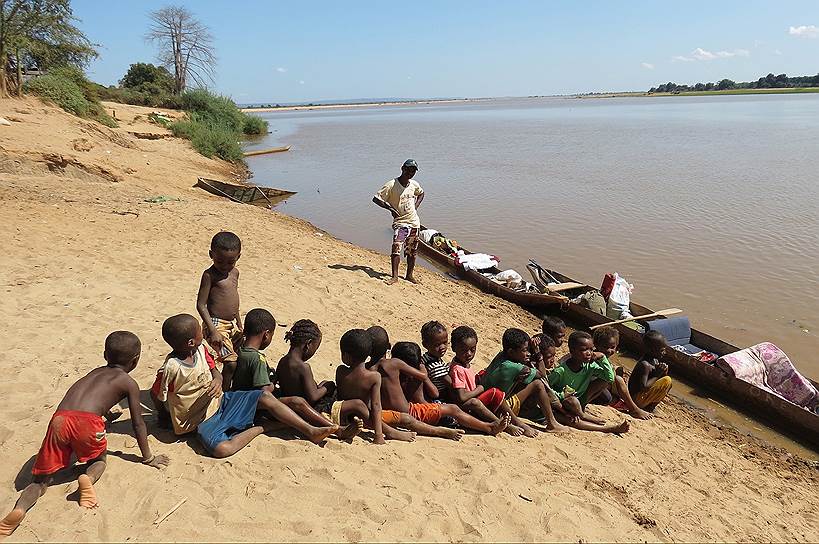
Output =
[
  {"x1": 450, "y1": 325, "x2": 478, "y2": 366},
  {"x1": 392, "y1": 341, "x2": 422, "y2": 369},
  {"x1": 340, "y1": 328, "x2": 372, "y2": 366},
  {"x1": 643, "y1": 331, "x2": 668, "y2": 359},
  {"x1": 502, "y1": 328, "x2": 531, "y2": 364},
  {"x1": 209, "y1": 231, "x2": 242, "y2": 274},
  {"x1": 161, "y1": 314, "x2": 202, "y2": 357},
  {"x1": 541, "y1": 316, "x2": 567, "y2": 347},
  {"x1": 366, "y1": 325, "x2": 391, "y2": 362},
  {"x1": 284, "y1": 319, "x2": 322, "y2": 360},
  {"x1": 592, "y1": 326, "x2": 620, "y2": 359},
  {"x1": 104, "y1": 331, "x2": 141, "y2": 371},
  {"x1": 568, "y1": 331, "x2": 594, "y2": 364},
  {"x1": 530, "y1": 333, "x2": 557, "y2": 368},
  {"x1": 420, "y1": 321, "x2": 448, "y2": 359},
  {"x1": 244, "y1": 308, "x2": 277, "y2": 349}
]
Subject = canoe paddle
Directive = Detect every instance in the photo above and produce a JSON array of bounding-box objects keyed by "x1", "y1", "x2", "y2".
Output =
[{"x1": 589, "y1": 308, "x2": 682, "y2": 330}]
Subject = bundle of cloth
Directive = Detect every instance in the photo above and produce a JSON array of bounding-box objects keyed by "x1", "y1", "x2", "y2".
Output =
[
  {"x1": 419, "y1": 229, "x2": 460, "y2": 257},
  {"x1": 456, "y1": 252, "x2": 499, "y2": 271},
  {"x1": 716, "y1": 342, "x2": 819, "y2": 411}
]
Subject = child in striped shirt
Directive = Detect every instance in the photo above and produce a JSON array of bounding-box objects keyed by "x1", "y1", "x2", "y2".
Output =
[{"x1": 420, "y1": 321, "x2": 451, "y2": 401}]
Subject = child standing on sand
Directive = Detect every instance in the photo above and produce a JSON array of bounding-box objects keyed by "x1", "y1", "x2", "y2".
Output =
[
  {"x1": 154, "y1": 314, "x2": 336, "y2": 458},
  {"x1": 0, "y1": 332, "x2": 169, "y2": 538},
  {"x1": 629, "y1": 331, "x2": 673, "y2": 412},
  {"x1": 548, "y1": 331, "x2": 630, "y2": 434},
  {"x1": 197, "y1": 231, "x2": 244, "y2": 389},
  {"x1": 371, "y1": 159, "x2": 425, "y2": 285}
]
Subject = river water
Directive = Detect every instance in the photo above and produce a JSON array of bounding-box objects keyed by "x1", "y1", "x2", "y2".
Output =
[{"x1": 245, "y1": 95, "x2": 819, "y2": 385}]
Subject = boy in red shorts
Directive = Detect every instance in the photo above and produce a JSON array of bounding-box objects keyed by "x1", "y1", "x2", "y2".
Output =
[{"x1": 0, "y1": 332, "x2": 169, "y2": 538}]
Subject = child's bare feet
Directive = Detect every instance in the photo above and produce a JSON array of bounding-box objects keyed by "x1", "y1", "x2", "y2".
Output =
[
  {"x1": 582, "y1": 413, "x2": 606, "y2": 425},
  {"x1": 77, "y1": 474, "x2": 99, "y2": 509},
  {"x1": 336, "y1": 417, "x2": 364, "y2": 441},
  {"x1": 505, "y1": 423, "x2": 524, "y2": 437},
  {"x1": 429, "y1": 427, "x2": 464, "y2": 441},
  {"x1": 385, "y1": 429, "x2": 417, "y2": 442},
  {"x1": 489, "y1": 414, "x2": 510, "y2": 436},
  {"x1": 386, "y1": 277, "x2": 399, "y2": 285},
  {"x1": 546, "y1": 421, "x2": 571, "y2": 433},
  {"x1": 307, "y1": 425, "x2": 338, "y2": 444},
  {"x1": 0, "y1": 508, "x2": 24, "y2": 537},
  {"x1": 521, "y1": 424, "x2": 539, "y2": 438},
  {"x1": 405, "y1": 275, "x2": 420, "y2": 284},
  {"x1": 629, "y1": 407, "x2": 654, "y2": 420},
  {"x1": 611, "y1": 420, "x2": 630, "y2": 434}
]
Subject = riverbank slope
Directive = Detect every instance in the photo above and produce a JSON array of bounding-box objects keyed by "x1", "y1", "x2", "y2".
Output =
[{"x1": 0, "y1": 98, "x2": 816, "y2": 542}]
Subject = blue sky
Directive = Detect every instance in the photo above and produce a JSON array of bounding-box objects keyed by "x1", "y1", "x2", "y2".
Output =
[{"x1": 73, "y1": 0, "x2": 819, "y2": 103}]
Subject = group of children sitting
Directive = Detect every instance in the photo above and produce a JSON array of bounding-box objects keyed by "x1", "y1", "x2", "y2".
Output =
[{"x1": 0, "y1": 231, "x2": 674, "y2": 538}]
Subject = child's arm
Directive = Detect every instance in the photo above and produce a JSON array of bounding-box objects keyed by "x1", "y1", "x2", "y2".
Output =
[
  {"x1": 452, "y1": 385, "x2": 484, "y2": 404},
  {"x1": 196, "y1": 271, "x2": 222, "y2": 348},
  {"x1": 234, "y1": 270, "x2": 243, "y2": 332},
  {"x1": 398, "y1": 361, "x2": 439, "y2": 399},
  {"x1": 369, "y1": 373, "x2": 385, "y2": 445},
  {"x1": 300, "y1": 365, "x2": 331, "y2": 404},
  {"x1": 125, "y1": 377, "x2": 169, "y2": 469},
  {"x1": 203, "y1": 350, "x2": 223, "y2": 398}
]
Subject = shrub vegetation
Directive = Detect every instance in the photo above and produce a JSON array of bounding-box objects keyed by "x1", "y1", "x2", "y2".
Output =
[{"x1": 24, "y1": 66, "x2": 117, "y2": 127}]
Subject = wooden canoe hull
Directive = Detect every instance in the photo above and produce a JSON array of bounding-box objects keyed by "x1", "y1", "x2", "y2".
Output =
[
  {"x1": 195, "y1": 178, "x2": 295, "y2": 207},
  {"x1": 243, "y1": 145, "x2": 291, "y2": 157},
  {"x1": 416, "y1": 226, "x2": 569, "y2": 309},
  {"x1": 537, "y1": 264, "x2": 819, "y2": 447}
]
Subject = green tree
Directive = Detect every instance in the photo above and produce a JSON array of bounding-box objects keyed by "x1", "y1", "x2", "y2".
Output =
[
  {"x1": 716, "y1": 79, "x2": 735, "y2": 90},
  {"x1": 0, "y1": 0, "x2": 96, "y2": 97},
  {"x1": 120, "y1": 62, "x2": 174, "y2": 93}
]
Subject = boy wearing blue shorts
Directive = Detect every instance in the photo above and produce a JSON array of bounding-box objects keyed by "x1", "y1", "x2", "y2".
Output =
[{"x1": 153, "y1": 314, "x2": 336, "y2": 457}]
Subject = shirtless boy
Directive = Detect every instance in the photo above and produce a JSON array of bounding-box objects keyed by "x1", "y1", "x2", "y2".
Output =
[
  {"x1": 381, "y1": 341, "x2": 510, "y2": 436},
  {"x1": 629, "y1": 331, "x2": 673, "y2": 412},
  {"x1": 0, "y1": 332, "x2": 169, "y2": 538},
  {"x1": 154, "y1": 314, "x2": 336, "y2": 458},
  {"x1": 197, "y1": 231, "x2": 244, "y2": 388},
  {"x1": 366, "y1": 330, "x2": 466, "y2": 440}
]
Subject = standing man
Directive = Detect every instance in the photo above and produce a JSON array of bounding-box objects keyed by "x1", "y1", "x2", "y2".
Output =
[{"x1": 372, "y1": 159, "x2": 425, "y2": 285}]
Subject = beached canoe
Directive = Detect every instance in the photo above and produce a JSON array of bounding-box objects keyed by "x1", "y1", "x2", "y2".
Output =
[
  {"x1": 527, "y1": 262, "x2": 819, "y2": 447},
  {"x1": 195, "y1": 177, "x2": 295, "y2": 207},
  {"x1": 243, "y1": 145, "x2": 291, "y2": 157},
  {"x1": 416, "y1": 226, "x2": 569, "y2": 308}
]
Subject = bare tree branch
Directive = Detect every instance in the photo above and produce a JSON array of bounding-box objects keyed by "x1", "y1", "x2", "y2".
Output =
[{"x1": 145, "y1": 5, "x2": 215, "y2": 95}]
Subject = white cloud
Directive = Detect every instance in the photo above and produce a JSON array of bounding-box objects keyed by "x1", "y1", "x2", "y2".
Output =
[
  {"x1": 298, "y1": 80, "x2": 305, "y2": 85},
  {"x1": 672, "y1": 48, "x2": 749, "y2": 62},
  {"x1": 641, "y1": 62, "x2": 655, "y2": 69},
  {"x1": 276, "y1": 67, "x2": 287, "y2": 73},
  {"x1": 789, "y1": 25, "x2": 819, "y2": 38}
]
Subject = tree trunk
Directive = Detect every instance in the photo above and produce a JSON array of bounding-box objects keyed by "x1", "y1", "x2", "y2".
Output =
[
  {"x1": 0, "y1": 44, "x2": 7, "y2": 98},
  {"x1": 15, "y1": 46, "x2": 21, "y2": 97}
]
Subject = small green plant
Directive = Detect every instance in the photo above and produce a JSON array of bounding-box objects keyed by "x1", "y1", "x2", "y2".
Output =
[
  {"x1": 169, "y1": 89, "x2": 268, "y2": 162},
  {"x1": 24, "y1": 67, "x2": 118, "y2": 128}
]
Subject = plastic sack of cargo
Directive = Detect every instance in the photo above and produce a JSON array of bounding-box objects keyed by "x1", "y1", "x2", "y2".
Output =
[
  {"x1": 492, "y1": 269, "x2": 523, "y2": 288},
  {"x1": 605, "y1": 273, "x2": 634, "y2": 320}
]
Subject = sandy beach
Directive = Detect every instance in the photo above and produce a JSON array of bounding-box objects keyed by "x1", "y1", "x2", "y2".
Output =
[{"x1": 1, "y1": 97, "x2": 817, "y2": 542}]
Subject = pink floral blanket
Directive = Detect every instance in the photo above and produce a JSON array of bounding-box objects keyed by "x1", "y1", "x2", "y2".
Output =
[{"x1": 716, "y1": 342, "x2": 818, "y2": 410}]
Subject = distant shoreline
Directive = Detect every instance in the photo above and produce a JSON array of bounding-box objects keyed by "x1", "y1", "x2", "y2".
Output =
[
  {"x1": 242, "y1": 87, "x2": 819, "y2": 112},
  {"x1": 577, "y1": 87, "x2": 819, "y2": 99},
  {"x1": 240, "y1": 97, "x2": 491, "y2": 113}
]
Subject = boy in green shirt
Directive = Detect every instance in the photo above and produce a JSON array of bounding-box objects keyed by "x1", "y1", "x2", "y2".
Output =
[{"x1": 548, "y1": 331, "x2": 630, "y2": 434}]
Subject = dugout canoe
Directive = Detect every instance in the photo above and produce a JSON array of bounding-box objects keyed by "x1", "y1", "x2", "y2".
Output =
[
  {"x1": 243, "y1": 145, "x2": 291, "y2": 157},
  {"x1": 416, "y1": 226, "x2": 569, "y2": 308},
  {"x1": 195, "y1": 177, "x2": 295, "y2": 207},
  {"x1": 527, "y1": 261, "x2": 819, "y2": 447}
]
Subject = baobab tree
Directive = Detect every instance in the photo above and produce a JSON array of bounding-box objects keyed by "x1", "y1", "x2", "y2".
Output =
[{"x1": 146, "y1": 5, "x2": 215, "y2": 95}]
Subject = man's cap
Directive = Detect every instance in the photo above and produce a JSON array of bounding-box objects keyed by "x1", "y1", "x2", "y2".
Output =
[{"x1": 402, "y1": 159, "x2": 419, "y2": 170}]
